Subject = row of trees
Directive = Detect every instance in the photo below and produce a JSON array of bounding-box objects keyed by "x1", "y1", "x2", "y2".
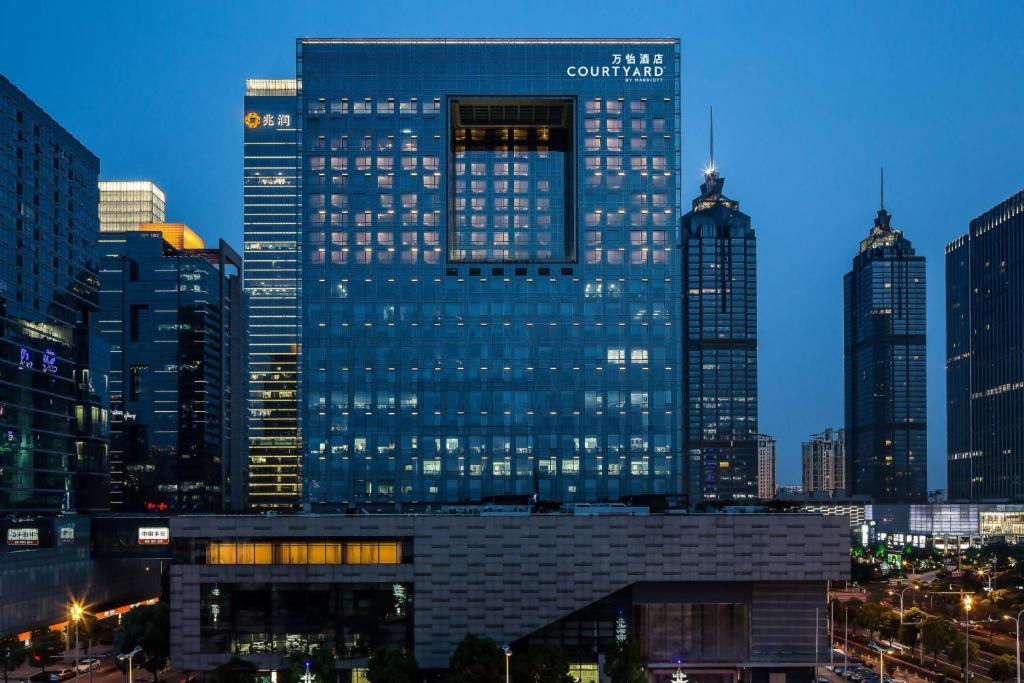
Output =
[
  {"x1": 840, "y1": 598, "x2": 1020, "y2": 683},
  {"x1": 209, "y1": 634, "x2": 648, "y2": 683}
]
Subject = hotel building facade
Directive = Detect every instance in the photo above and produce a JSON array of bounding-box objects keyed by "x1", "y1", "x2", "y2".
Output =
[{"x1": 293, "y1": 39, "x2": 683, "y2": 506}]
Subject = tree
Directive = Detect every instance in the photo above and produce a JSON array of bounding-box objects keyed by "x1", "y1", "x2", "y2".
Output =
[
  {"x1": 511, "y1": 643, "x2": 574, "y2": 683},
  {"x1": 947, "y1": 632, "x2": 979, "y2": 676},
  {"x1": 857, "y1": 603, "x2": 885, "y2": 640},
  {"x1": 603, "y1": 640, "x2": 646, "y2": 683},
  {"x1": 0, "y1": 634, "x2": 27, "y2": 683},
  {"x1": 28, "y1": 628, "x2": 62, "y2": 674},
  {"x1": 878, "y1": 613, "x2": 901, "y2": 641},
  {"x1": 284, "y1": 648, "x2": 336, "y2": 683},
  {"x1": 114, "y1": 603, "x2": 170, "y2": 682},
  {"x1": 920, "y1": 617, "x2": 952, "y2": 667},
  {"x1": 207, "y1": 656, "x2": 259, "y2": 683},
  {"x1": 446, "y1": 635, "x2": 503, "y2": 683},
  {"x1": 366, "y1": 646, "x2": 418, "y2": 683},
  {"x1": 989, "y1": 654, "x2": 1016, "y2": 683}
]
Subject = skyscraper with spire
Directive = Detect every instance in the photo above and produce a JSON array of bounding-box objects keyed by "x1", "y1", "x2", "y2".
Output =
[
  {"x1": 843, "y1": 172, "x2": 927, "y2": 502},
  {"x1": 681, "y1": 112, "x2": 759, "y2": 502}
]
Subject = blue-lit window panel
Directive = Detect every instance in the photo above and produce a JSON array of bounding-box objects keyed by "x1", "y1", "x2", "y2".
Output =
[{"x1": 297, "y1": 39, "x2": 682, "y2": 505}]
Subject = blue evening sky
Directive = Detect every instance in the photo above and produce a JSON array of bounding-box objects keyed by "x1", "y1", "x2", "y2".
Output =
[{"x1": 2, "y1": 1, "x2": 1022, "y2": 489}]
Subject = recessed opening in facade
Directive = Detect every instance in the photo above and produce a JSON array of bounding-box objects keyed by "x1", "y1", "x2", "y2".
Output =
[{"x1": 448, "y1": 97, "x2": 575, "y2": 263}]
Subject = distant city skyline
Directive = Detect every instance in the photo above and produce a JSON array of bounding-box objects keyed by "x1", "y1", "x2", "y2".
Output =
[{"x1": 3, "y1": 1, "x2": 1023, "y2": 488}]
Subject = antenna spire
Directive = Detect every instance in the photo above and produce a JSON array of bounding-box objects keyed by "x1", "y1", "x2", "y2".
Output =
[
  {"x1": 709, "y1": 106, "x2": 715, "y2": 170},
  {"x1": 880, "y1": 167, "x2": 885, "y2": 211}
]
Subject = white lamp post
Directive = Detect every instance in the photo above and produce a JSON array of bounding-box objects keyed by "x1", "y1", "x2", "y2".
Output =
[
  {"x1": 1004, "y1": 609, "x2": 1024, "y2": 683},
  {"x1": 118, "y1": 646, "x2": 142, "y2": 683},
  {"x1": 69, "y1": 602, "x2": 83, "y2": 683},
  {"x1": 502, "y1": 644, "x2": 511, "y2": 683}
]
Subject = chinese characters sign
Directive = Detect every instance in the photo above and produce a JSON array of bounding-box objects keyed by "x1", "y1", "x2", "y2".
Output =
[
  {"x1": 138, "y1": 527, "x2": 170, "y2": 545},
  {"x1": 7, "y1": 527, "x2": 39, "y2": 547},
  {"x1": 244, "y1": 112, "x2": 292, "y2": 129},
  {"x1": 566, "y1": 52, "x2": 666, "y2": 82}
]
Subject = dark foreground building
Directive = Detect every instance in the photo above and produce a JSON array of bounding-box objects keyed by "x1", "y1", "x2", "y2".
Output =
[
  {"x1": 296, "y1": 39, "x2": 683, "y2": 506},
  {"x1": 947, "y1": 189, "x2": 1024, "y2": 500},
  {"x1": 98, "y1": 227, "x2": 246, "y2": 511},
  {"x1": 0, "y1": 75, "x2": 109, "y2": 514},
  {"x1": 843, "y1": 196, "x2": 927, "y2": 502},
  {"x1": 170, "y1": 512, "x2": 848, "y2": 683}
]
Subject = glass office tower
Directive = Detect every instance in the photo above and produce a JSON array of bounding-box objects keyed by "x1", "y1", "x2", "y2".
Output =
[
  {"x1": 98, "y1": 180, "x2": 166, "y2": 233},
  {"x1": 297, "y1": 39, "x2": 681, "y2": 506},
  {"x1": 0, "y1": 75, "x2": 110, "y2": 514},
  {"x1": 680, "y1": 165, "x2": 758, "y2": 502},
  {"x1": 947, "y1": 189, "x2": 1024, "y2": 500},
  {"x1": 243, "y1": 79, "x2": 303, "y2": 509},
  {"x1": 844, "y1": 203, "x2": 927, "y2": 502},
  {"x1": 97, "y1": 228, "x2": 245, "y2": 511}
]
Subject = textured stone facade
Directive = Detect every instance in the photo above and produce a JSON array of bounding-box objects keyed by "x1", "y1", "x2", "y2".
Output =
[{"x1": 170, "y1": 513, "x2": 849, "y2": 673}]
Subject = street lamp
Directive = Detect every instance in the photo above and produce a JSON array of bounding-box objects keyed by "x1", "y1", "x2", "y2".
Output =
[
  {"x1": 963, "y1": 594, "x2": 973, "y2": 683},
  {"x1": 69, "y1": 600, "x2": 84, "y2": 683},
  {"x1": 502, "y1": 644, "x2": 511, "y2": 683},
  {"x1": 118, "y1": 646, "x2": 142, "y2": 683},
  {"x1": 886, "y1": 585, "x2": 920, "y2": 623},
  {"x1": 1003, "y1": 609, "x2": 1024, "y2": 683}
]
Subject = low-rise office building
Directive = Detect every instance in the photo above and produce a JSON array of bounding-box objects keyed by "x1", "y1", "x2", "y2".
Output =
[{"x1": 170, "y1": 512, "x2": 849, "y2": 683}]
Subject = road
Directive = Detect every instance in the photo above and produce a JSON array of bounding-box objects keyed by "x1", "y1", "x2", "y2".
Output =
[{"x1": 9, "y1": 657, "x2": 194, "y2": 683}]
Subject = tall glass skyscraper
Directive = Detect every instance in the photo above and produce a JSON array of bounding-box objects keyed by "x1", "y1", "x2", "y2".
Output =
[
  {"x1": 947, "y1": 189, "x2": 1024, "y2": 501},
  {"x1": 243, "y1": 79, "x2": 303, "y2": 509},
  {"x1": 0, "y1": 75, "x2": 110, "y2": 514},
  {"x1": 97, "y1": 228, "x2": 245, "y2": 512},
  {"x1": 297, "y1": 39, "x2": 682, "y2": 506},
  {"x1": 844, "y1": 198, "x2": 927, "y2": 502},
  {"x1": 680, "y1": 162, "x2": 758, "y2": 502}
]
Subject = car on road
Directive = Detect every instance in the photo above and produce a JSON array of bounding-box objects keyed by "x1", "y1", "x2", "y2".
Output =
[
  {"x1": 29, "y1": 669, "x2": 75, "y2": 682},
  {"x1": 76, "y1": 658, "x2": 102, "y2": 673}
]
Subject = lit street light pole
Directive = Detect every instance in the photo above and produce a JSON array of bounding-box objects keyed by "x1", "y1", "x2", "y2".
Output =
[
  {"x1": 1004, "y1": 608, "x2": 1024, "y2": 683},
  {"x1": 118, "y1": 646, "x2": 142, "y2": 683},
  {"x1": 964, "y1": 594, "x2": 973, "y2": 683},
  {"x1": 502, "y1": 644, "x2": 511, "y2": 683},
  {"x1": 70, "y1": 601, "x2": 83, "y2": 683}
]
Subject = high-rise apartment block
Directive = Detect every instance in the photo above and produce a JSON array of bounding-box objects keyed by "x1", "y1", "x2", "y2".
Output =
[
  {"x1": 844, "y1": 193, "x2": 927, "y2": 502},
  {"x1": 293, "y1": 39, "x2": 682, "y2": 506},
  {"x1": 98, "y1": 180, "x2": 166, "y2": 233},
  {"x1": 243, "y1": 79, "x2": 302, "y2": 510},
  {"x1": 681, "y1": 158, "x2": 758, "y2": 502},
  {"x1": 0, "y1": 75, "x2": 110, "y2": 514},
  {"x1": 802, "y1": 428, "x2": 845, "y2": 496},
  {"x1": 98, "y1": 227, "x2": 245, "y2": 511},
  {"x1": 947, "y1": 189, "x2": 1024, "y2": 500},
  {"x1": 757, "y1": 434, "x2": 776, "y2": 499}
]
